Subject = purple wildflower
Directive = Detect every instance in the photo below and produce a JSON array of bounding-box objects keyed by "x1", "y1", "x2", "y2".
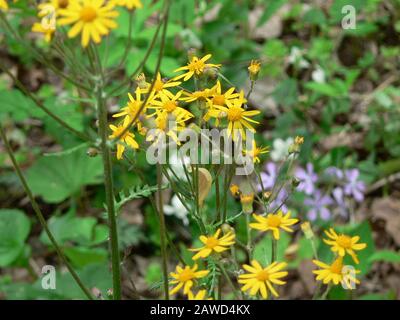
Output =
[
  {"x1": 259, "y1": 162, "x2": 278, "y2": 191},
  {"x1": 332, "y1": 187, "x2": 348, "y2": 218},
  {"x1": 304, "y1": 190, "x2": 333, "y2": 221},
  {"x1": 296, "y1": 163, "x2": 318, "y2": 195},
  {"x1": 343, "y1": 169, "x2": 365, "y2": 203},
  {"x1": 269, "y1": 188, "x2": 289, "y2": 213},
  {"x1": 325, "y1": 167, "x2": 344, "y2": 179}
]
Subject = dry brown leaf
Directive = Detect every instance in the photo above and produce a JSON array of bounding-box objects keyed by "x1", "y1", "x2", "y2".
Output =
[{"x1": 371, "y1": 197, "x2": 400, "y2": 246}]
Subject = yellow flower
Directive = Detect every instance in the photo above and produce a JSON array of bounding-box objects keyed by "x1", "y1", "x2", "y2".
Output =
[
  {"x1": 207, "y1": 91, "x2": 260, "y2": 140},
  {"x1": 169, "y1": 264, "x2": 209, "y2": 295},
  {"x1": 146, "y1": 111, "x2": 188, "y2": 145},
  {"x1": 313, "y1": 257, "x2": 360, "y2": 287},
  {"x1": 243, "y1": 140, "x2": 269, "y2": 163},
  {"x1": 109, "y1": 117, "x2": 139, "y2": 159},
  {"x1": 323, "y1": 228, "x2": 367, "y2": 264},
  {"x1": 249, "y1": 211, "x2": 298, "y2": 240},
  {"x1": 181, "y1": 88, "x2": 213, "y2": 103},
  {"x1": 208, "y1": 80, "x2": 240, "y2": 108},
  {"x1": 38, "y1": 0, "x2": 70, "y2": 16},
  {"x1": 112, "y1": 88, "x2": 148, "y2": 134},
  {"x1": 229, "y1": 184, "x2": 240, "y2": 197},
  {"x1": 0, "y1": 0, "x2": 8, "y2": 11},
  {"x1": 148, "y1": 90, "x2": 193, "y2": 121},
  {"x1": 238, "y1": 260, "x2": 288, "y2": 299},
  {"x1": 31, "y1": 22, "x2": 55, "y2": 42},
  {"x1": 188, "y1": 289, "x2": 212, "y2": 300},
  {"x1": 112, "y1": 0, "x2": 142, "y2": 10},
  {"x1": 58, "y1": 0, "x2": 119, "y2": 47},
  {"x1": 294, "y1": 135, "x2": 304, "y2": 145},
  {"x1": 139, "y1": 72, "x2": 181, "y2": 97},
  {"x1": 174, "y1": 54, "x2": 221, "y2": 81},
  {"x1": 248, "y1": 59, "x2": 261, "y2": 79},
  {"x1": 190, "y1": 228, "x2": 235, "y2": 260}
]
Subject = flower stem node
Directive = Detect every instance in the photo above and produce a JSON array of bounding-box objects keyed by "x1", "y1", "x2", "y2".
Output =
[{"x1": 86, "y1": 147, "x2": 99, "y2": 157}]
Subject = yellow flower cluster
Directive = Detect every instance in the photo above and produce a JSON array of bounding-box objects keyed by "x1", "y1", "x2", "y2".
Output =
[
  {"x1": 31, "y1": 0, "x2": 142, "y2": 45},
  {"x1": 108, "y1": 53, "x2": 264, "y2": 161},
  {"x1": 169, "y1": 227, "x2": 235, "y2": 299},
  {"x1": 313, "y1": 228, "x2": 366, "y2": 288}
]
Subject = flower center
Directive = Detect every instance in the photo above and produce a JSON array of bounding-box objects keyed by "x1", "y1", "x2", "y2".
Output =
[
  {"x1": 330, "y1": 258, "x2": 343, "y2": 274},
  {"x1": 178, "y1": 269, "x2": 194, "y2": 282},
  {"x1": 188, "y1": 58, "x2": 205, "y2": 73},
  {"x1": 337, "y1": 235, "x2": 352, "y2": 248},
  {"x1": 80, "y1": 6, "x2": 97, "y2": 22},
  {"x1": 256, "y1": 270, "x2": 270, "y2": 281},
  {"x1": 266, "y1": 215, "x2": 281, "y2": 228},
  {"x1": 164, "y1": 101, "x2": 177, "y2": 113},
  {"x1": 227, "y1": 106, "x2": 243, "y2": 121},
  {"x1": 58, "y1": 0, "x2": 69, "y2": 8},
  {"x1": 213, "y1": 95, "x2": 225, "y2": 106},
  {"x1": 205, "y1": 237, "x2": 219, "y2": 249}
]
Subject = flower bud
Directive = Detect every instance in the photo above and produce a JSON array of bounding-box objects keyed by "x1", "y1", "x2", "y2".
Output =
[
  {"x1": 301, "y1": 221, "x2": 314, "y2": 239},
  {"x1": 87, "y1": 147, "x2": 99, "y2": 157},
  {"x1": 229, "y1": 184, "x2": 240, "y2": 197},
  {"x1": 240, "y1": 193, "x2": 254, "y2": 214},
  {"x1": 248, "y1": 60, "x2": 261, "y2": 81},
  {"x1": 221, "y1": 223, "x2": 235, "y2": 234}
]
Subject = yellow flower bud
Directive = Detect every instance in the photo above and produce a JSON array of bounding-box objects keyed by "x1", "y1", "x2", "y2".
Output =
[
  {"x1": 301, "y1": 221, "x2": 314, "y2": 239},
  {"x1": 248, "y1": 60, "x2": 261, "y2": 81},
  {"x1": 230, "y1": 184, "x2": 240, "y2": 197},
  {"x1": 240, "y1": 193, "x2": 254, "y2": 214}
]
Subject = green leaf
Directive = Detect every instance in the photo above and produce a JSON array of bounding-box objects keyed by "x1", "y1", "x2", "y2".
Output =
[
  {"x1": 257, "y1": 0, "x2": 287, "y2": 27},
  {"x1": 0, "y1": 263, "x2": 112, "y2": 299},
  {"x1": 0, "y1": 89, "x2": 43, "y2": 122},
  {"x1": 40, "y1": 210, "x2": 107, "y2": 247},
  {"x1": 64, "y1": 247, "x2": 108, "y2": 268},
  {"x1": 0, "y1": 209, "x2": 31, "y2": 267},
  {"x1": 114, "y1": 184, "x2": 163, "y2": 213},
  {"x1": 272, "y1": 78, "x2": 298, "y2": 107},
  {"x1": 253, "y1": 233, "x2": 290, "y2": 265},
  {"x1": 26, "y1": 147, "x2": 103, "y2": 203},
  {"x1": 368, "y1": 250, "x2": 400, "y2": 264}
]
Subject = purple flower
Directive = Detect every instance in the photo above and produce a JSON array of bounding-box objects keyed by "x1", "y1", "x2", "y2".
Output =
[
  {"x1": 296, "y1": 163, "x2": 318, "y2": 195},
  {"x1": 332, "y1": 187, "x2": 348, "y2": 218},
  {"x1": 325, "y1": 167, "x2": 344, "y2": 179},
  {"x1": 343, "y1": 169, "x2": 365, "y2": 202},
  {"x1": 304, "y1": 190, "x2": 333, "y2": 221},
  {"x1": 269, "y1": 188, "x2": 289, "y2": 213},
  {"x1": 259, "y1": 162, "x2": 278, "y2": 190}
]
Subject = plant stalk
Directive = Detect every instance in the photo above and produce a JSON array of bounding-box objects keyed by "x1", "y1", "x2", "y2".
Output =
[{"x1": 0, "y1": 124, "x2": 93, "y2": 300}]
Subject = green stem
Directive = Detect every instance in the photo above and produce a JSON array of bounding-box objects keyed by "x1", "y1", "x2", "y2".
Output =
[
  {"x1": 0, "y1": 125, "x2": 93, "y2": 300},
  {"x1": 271, "y1": 238, "x2": 277, "y2": 263},
  {"x1": 0, "y1": 61, "x2": 91, "y2": 142},
  {"x1": 320, "y1": 284, "x2": 332, "y2": 300},
  {"x1": 157, "y1": 164, "x2": 170, "y2": 300},
  {"x1": 246, "y1": 214, "x2": 252, "y2": 259},
  {"x1": 218, "y1": 262, "x2": 240, "y2": 299},
  {"x1": 95, "y1": 80, "x2": 121, "y2": 300}
]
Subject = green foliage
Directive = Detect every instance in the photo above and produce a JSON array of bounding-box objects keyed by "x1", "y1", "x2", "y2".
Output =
[
  {"x1": 0, "y1": 209, "x2": 31, "y2": 267},
  {"x1": 0, "y1": 263, "x2": 112, "y2": 299},
  {"x1": 26, "y1": 146, "x2": 103, "y2": 203}
]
